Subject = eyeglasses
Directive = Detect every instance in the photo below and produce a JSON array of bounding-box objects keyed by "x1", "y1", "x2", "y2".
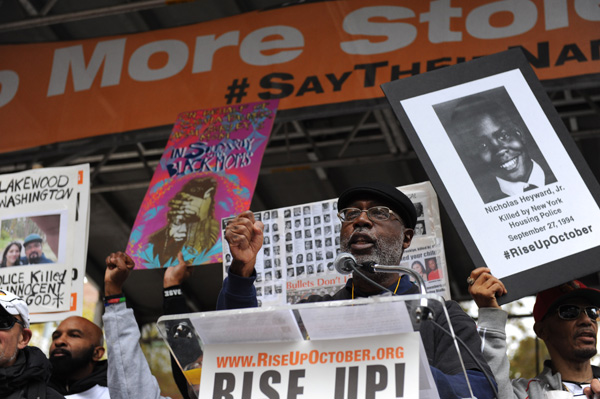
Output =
[
  {"x1": 556, "y1": 304, "x2": 600, "y2": 321},
  {"x1": 337, "y1": 206, "x2": 399, "y2": 223},
  {"x1": 0, "y1": 313, "x2": 25, "y2": 330}
]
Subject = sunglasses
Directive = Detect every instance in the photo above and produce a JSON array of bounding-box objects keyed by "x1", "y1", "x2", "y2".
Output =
[
  {"x1": 0, "y1": 313, "x2": 25, "y2": 330},
  {"x1": 556, "y1": 304, "x2": 600, "y2": 321}
]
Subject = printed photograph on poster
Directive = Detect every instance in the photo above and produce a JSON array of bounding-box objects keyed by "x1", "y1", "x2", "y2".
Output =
[
  {"x1": 222, "y1": 182, "x2": 451, "y2": 305},
  {"x1": 127, "y1": 101, "x2": 278, "y2": 269},
  {"x1": 1, "y1": 212, "x2": 67, "y2": 266},
  {"x1": 0, "y1": 165, "x2": 90, "y2": 322},
  {"x1": 382, "y1": 49, "x2": 600, "y2": 302}
]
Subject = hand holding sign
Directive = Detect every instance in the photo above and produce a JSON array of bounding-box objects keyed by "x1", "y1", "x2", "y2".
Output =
[
  {"x1": 468, "y1": 267, "x2": 507, "y2": 309},
  {"x1": 224, "y1": 211, "x2": 264, "y2": 278},
  {"x1": 104, "y1": 251, "x2": 135, "y2": 296}
]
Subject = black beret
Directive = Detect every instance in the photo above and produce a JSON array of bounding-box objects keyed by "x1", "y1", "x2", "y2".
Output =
[{"x1": 337, "y1": 182, "x2": 417, "y2": 229}]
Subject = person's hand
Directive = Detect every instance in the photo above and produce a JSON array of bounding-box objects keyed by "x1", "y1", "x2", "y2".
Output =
[
  {"x1": 104, "y1": 251, "x2": 135, "y2": 296},
  {"x1": 169, "y1": 190, "x2": 213, "y2": 220},
  {"x1": 225, "y1": 211, "x2": 264, "y2": 277},
  {"x1": 584, "y1": 378, "x2": 600, "y2": 398},
  {"x1": 164, "y1": 252, "x2": 192, "y2": 288},
  {"x1": 468, "y1": 267, "x2": 507, "y2": 309}
]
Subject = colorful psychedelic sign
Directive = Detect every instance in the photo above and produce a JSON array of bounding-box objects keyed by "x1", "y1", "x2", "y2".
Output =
[{"x1": 127, "y1": 100, "x2": 278, "y2": 269}]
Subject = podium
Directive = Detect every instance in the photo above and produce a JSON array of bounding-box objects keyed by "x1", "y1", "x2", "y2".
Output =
[{"x1": 157, "y1": 293, "x2": 487, "y2": 398}]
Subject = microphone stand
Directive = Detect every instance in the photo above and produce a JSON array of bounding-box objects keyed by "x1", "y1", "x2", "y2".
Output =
[{"x1": 364, "y1": 262, "x2": 432, "y2": 322}]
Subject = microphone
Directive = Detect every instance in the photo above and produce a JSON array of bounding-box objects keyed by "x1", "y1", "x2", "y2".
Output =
[{"x1": 334, "y1": 252, "x2": 358, "y2": 275}]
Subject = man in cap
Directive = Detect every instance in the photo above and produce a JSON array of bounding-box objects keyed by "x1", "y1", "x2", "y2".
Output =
[
  {"x1": 469, "y1": 267, "x2": 600, "y2": 398},
  {"x1": 218, "y1": 182, "x2": 496, "y2": 398},
  {"x1": 21, "y1": 233, "x2": 53, "y2": 264},
  {"x1": 48, "y1": 316, "x2": 110, "y2": 398},
  {"x1": 0, "y1": 289, "x2": 64, "y2": 398}
]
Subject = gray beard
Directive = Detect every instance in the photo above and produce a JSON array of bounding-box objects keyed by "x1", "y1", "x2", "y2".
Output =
[{"x1": 340, "y1": 228, "x2": 406, "y2": 286}]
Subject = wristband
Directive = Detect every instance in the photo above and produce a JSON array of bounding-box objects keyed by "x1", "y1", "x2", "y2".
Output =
[
  {"x1": 104, "y1": 294, "x2": 126, "y2": 306},
  {"x1": 164, "y1": 286, "x2": 183, "y2": 298}
]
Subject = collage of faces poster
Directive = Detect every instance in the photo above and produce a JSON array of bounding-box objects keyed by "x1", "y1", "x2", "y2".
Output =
[
  {"x1": 127, "y1": 100, "x2": 278, "y2": 269},
  {"x1": 0, "y1": 165, "x2": 90, "y2": 323},
  {"x1": 222, "y1": 181, "x2": 450, "y2": 306}
]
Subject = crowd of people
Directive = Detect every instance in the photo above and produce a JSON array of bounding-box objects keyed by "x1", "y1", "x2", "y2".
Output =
[{"x1": 1, "y1": 181, "x2": 599, "y2": 398}]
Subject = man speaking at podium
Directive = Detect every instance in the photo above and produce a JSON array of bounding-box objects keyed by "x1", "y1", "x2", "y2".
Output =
[{"x1": 218, "y1": 182, "x2": 496, "y2": 398}]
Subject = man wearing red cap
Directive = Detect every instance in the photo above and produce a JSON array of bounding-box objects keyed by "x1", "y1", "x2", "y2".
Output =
[{"x1": 469, "y1": 267, "x2": 600, "y2": 398}]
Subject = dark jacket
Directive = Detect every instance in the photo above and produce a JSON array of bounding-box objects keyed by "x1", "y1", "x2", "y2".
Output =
[
  {"x1": 0, "y1": 346, "x2": 64, "y2": 399},
  {"x1": 48, "y1": 359, "x2": 108, "y2": 396}
]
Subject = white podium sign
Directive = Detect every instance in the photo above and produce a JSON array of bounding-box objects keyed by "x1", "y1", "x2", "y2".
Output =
[{"x1": 199, "y1": 332, "x2": 420, "y2": 399}]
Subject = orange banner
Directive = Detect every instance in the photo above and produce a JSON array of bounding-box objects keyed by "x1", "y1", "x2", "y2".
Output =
[{"x1": 0, "y1": 0, "x2": 598, "y2": 153}]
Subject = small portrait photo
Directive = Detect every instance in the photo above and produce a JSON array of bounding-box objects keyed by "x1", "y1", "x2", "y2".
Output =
[
  {"x1": 225, "y1": 253, "x2": 232, "y2": 264},
  {"x1": 411, "y1": 260, "x2": 429, "y2": 282},
  {"x1": 306, "y1": 252, "x2": 313, "y2": 262},
  {"x1": 275, "y1": 284, "x2": 282, "y2": 294},
  {"x1": 273, "y1": 246, "x2": 280, "y2": 255},
  {"x1": 254, "y1": 213, "x2": 262, "y2": 222},
  {"x1": 322, "y1": 203, "x2": 330, "y2": 211},
  {"x1": 325, "y1": 237, "x2": 332, "y2": 247},
  {"x1": 414, "y1": 220, "x2": 426, "y2": 236},
  {"x1": 434, "y1": 86, "x2": 557, "y2": 204},
  {"x1": 1, "y1": 213, "x2": 64, "y2": 267},
  {"x1": 262, "y1": 211, "x2": 270, "y2": 221},
  {"x1": 303, "y1": 206, "x2": 311, "y2": 215},
  {"x1": 296, "y1": 266, "x2": 305, "y2": 276},
  {"x1": 273, "y1": 234, "x2": 280, "y2": 243},
  {"x1": 263, "y1": 236, "x2": 270, "y2": 245},
  {"x1": 286, "y1": 256, "x2": 293, "y2": 266},
  {"x1": 293, "y1": 207, "x2": 301, "y2": 217},
  {"x1": 414, "y1": 202, "x2": 424, "y2": 218},
  {"x1": 294, "y1": 219, "x2": 301, "y2": 228},
  {"x1": 304, "y1": 217, "x2": 311, "y2": 226},
  {"x1": 315, "y1": 239, "x2": 322, "y2": 248},
  {"x1": 272, "y1": 223, "x2": 279, "y2": 232},
  {"x1": 284, "y1": 209, "x2": 291, "y2": 218},
  {"x1": 326, "y1": 250, "x2": 334, "y2": 259},
  {"x1": 256, "y1": 287, "x2": 262, "y2": 296},
  {"x1": 313, "y1": 216, "x2": 321, "y2": 225},
  {"x1": 256, "y1": 272, "x2": 263, "y2": 282},
  {"x1": 265, "y1": 271, "x2": 272, "y2": 281},
  {"x1": 335, "y1": 236, "x2": 340, "y2": 246},
  {"x1": 286, "y1": 232, "x2": 292, "y2": 242},
  {"x1": 305, "y1": 241, "x2": 313, "y2": 250},
  {"x1": 323, "y1": 214, "x2": 331, "y2": 223},
  {"x1": 274, "y1": 258, "x2": 281, "y2": 267},
  {"x1": 263, "y1": 224, "x2": 270, "y2": 233},
  {"x1": 271, "y1": 210, "x2": 278, "y2": 219},
  {"x1": 307, "y1": 264, "x2": 315, "y2": 274},
  {"x1": 334, "y1": 224, "x2": 341, "y2": 234},
  {"x1": 333, "y1": 201, "x2": 338, "y2": 211},
  {"x1": 275, "y1": 269, "x2": 282, "y2": 279},
  {"x1": 286, "y1": 243, "x2": 293, "y2": 252},
  {"x1": 287, "y1": 268, "x2": 295, "y2": 277},
  {"x1": 296, "y1": 254, "x2": 303, "y2": 263},
  {"x1": 263, "y1": 247, "x2": 271, "y2": 257},
  {"x1": 295, "y1": 231, "x2": 302, "y2": 239},
  {"x1": 325, "y1": 226, "x2": 332, "y2": 236},
  {"x1": 304, "y1": 229, "x2": 312, "y2": 239},
  {"x1": 317, "y1": 263, "x2": 324, "y2": 273},
  {"x1": 316, "y1": 251, "x2": 323, "y2": 261},
  {"x1": 327, "y1": 262, "x2": 334, "y2": 271},
  {"x1": 285, "y1": 220, "x2": 292, "y2": 230},
  {"x1": 315, "y1": 227, "x2": 322, "y2": 236},
  {"x1": 425, "y1": 257, "x2": 442, "y2": 281},
  {"x1": 264, "y1": 286, "x2": 273, "y2": 295},
  {"x1": 264, "y1": 259, "x2": 272, "y2": 269}
]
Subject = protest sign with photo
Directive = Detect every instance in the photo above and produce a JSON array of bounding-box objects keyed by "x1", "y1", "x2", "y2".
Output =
[
  {"x1": 382, "y1": 49, "x2": 600, "y2": 302},
  {"x1": 127, "y1": 100, "x2": 278, "y2": 269},
  {"x1": 222, "y1": 181, "x2": 450, "y2": 305},
  {"x1": 0, "y1": 165, "x2": 90, "y2": 323}
]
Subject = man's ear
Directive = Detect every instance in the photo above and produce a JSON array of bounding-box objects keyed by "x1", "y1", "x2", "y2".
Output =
[
  {"x1": 18, "y1": 328, "x2": 32, "y2": 349},
  {"x1": 403, "y1": 228, "x2": 414, "y2": 249},
  {"x1": 533, "y1": 321, "x2": 545, "y2": 340},
  {"x1": 93, "y1": 346, "x2": 105, "y2": 361}
]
